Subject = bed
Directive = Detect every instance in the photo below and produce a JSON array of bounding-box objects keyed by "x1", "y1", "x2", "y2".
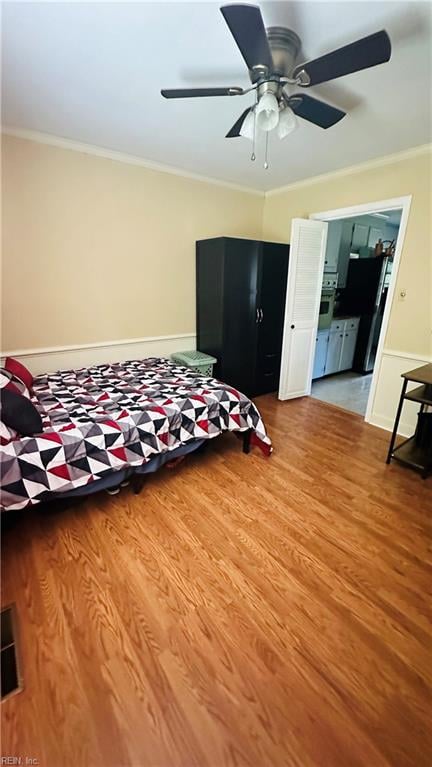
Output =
[{"x1": 0, "y1": 357, "x2": 272, "y2": 511}]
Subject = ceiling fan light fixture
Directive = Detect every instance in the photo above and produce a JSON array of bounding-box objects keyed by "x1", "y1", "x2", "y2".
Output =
[
  {"x1": 277, "y1": 105, "x2": 297, "y2": 139},
  {"x1": 239, "y1": 108, "x2": 255, "y2": 141},
  {"x1": 255, "y1": 92, "x2": 279, "y2": 132}
]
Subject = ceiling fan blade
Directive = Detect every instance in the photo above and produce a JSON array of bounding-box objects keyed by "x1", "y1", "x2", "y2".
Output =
[
  {"x1": 288, "y1": 93, "x2": 346, "y2": 129},
  {"x1": 161, "y1": 87, "x2": 243, "y2": 99},
  {"x1": 226, "y1": 108, "x2": 252, "y2": 138},
  {"x1": 294, "y1": 30, "x2": 391, "y2": 87},
  {"x1": 220, "y1": 4, "x2": 273, "y2": 77}
]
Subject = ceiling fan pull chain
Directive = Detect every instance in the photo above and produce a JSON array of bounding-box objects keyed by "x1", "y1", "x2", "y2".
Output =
[
  {"x1": 264, "y1": 131, "x2": 269, "y2": 169},
  {"x1": 251, "y1": 92, "x2": 258, "y2": 161},
  {"x1": 250, "y1": 114, "x2": 256, "y2": 161}
]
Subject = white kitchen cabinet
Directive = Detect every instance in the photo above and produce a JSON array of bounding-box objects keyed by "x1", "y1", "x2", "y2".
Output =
[
  {"x1": 351, "y1": 223, "x2": 369, "y2": 252},
  {"x1": 339, "y1": 329, "x2": 357, "y2": 371},
  {"x1": 325, "y1": 330, "x2": 344, "y2": 375},
  {"x1": 368, "y1": 226, "x2": 383, "y2": 249},
  {"x1": 330, "y1": 318, "x2": 344, "y2": 333},
  {"x1": 324, "y1": 247, "x2": 339, "y2": 273},
  {"x1": 314, "y1": 318, "x2": 359, "y2": 376},
  {"x1": 337, "y1": 221, "x2": 354, "y2": 288},
  {"x1": 323, "y1": 221, "x2": 342, "y2": 273},
  {"x1": 344, "y1": 317, "x2": 360, "y2": 332},
  {"x1": 312, "y1": 331, "x2": 329, "y2": 379}
]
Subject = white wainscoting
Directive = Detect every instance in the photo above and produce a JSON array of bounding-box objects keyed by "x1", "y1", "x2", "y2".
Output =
[
  {"x1": 367, "y1": 349, "x2": 431, "y2": 437},
  {"x1": 3, "y1": 338, "x2": 429, "y2": 438},
  {"x1": 1, "y1": 333, "x2": 197, "y2": 376}
]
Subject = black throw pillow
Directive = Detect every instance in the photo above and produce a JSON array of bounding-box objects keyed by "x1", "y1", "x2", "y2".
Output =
[{"x1": 1, "y1": 389, "x2": 43, "y2": 436}]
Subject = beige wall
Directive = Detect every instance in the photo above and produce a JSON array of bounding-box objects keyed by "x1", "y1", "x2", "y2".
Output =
[
  {"x1": 1, "y1": 134, "x2": 263, "y2": 351},
  {"x1": 262, "y1": 147, "x2": 432, "y2": 358},
  {"x1": 2, "y1": 134, "x2": 431, "y2": 363}
]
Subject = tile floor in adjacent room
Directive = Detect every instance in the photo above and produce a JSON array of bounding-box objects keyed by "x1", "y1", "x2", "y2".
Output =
[{"x1": 311, "y1": 371, "x2": 373, "y2": 416}]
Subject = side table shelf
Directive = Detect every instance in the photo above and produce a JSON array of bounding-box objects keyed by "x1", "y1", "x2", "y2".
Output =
[{"x1": 386, "y1": 364, "x2": 432, "y2": 479}]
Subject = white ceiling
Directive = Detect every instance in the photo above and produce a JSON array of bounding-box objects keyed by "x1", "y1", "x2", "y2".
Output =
[
  {"x1": 373, "y1": 209, "x2": 402, "y2": 226},
  {"x1": 348, "y1": 208, "x2": 402, "y2": 226},
  {"x1": 2, "y1": 1, "x2": 431, "y2": 192}
]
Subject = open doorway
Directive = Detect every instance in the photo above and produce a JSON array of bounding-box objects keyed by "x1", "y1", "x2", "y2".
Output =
[
  {"x1": 277, "y1": 197, "x2": 411, "y2": 415},
  {"x1": 310, "y1": 208, "x2": 402, "y2": 416},
  {"x1": 306, "y1": 196, "x2": 411, "y2": 423}
]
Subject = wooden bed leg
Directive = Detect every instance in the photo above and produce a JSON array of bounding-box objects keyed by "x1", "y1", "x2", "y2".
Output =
[
  {"x1": 242, "y1": 430, "x2": 252, "y2": 455},
  {"x1": 132, "y1": 475, "x2": 146, "y2": 495}
]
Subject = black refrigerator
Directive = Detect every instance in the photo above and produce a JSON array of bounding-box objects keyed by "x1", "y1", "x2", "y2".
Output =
[{"x1": 340, "y1": 255, "x2": 391, "y2": 374}]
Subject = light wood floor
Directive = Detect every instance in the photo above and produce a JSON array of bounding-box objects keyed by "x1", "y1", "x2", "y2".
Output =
[{"x1": 1, "y1": 396, "x2": 431, "y2": 767}]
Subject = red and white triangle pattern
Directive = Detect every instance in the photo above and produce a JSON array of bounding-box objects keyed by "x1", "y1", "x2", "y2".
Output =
[{"x1": 1, "y1": 358, "x2": 272, "y2": 511}]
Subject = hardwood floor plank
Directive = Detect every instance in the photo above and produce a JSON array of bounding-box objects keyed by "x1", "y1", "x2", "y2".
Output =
[{"x1": 1, "y1": 396, "x2": 431, "y2": 767}]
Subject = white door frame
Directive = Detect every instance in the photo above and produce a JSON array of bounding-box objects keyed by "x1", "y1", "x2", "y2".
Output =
[{"x1": 309, "y1": 195, "x2": 412, "y2": 424}]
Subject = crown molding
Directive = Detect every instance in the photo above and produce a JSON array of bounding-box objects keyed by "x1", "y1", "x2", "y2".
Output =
[
  {"x1": 3, "y1": 127, "x2": 431, "y2": 198},
  {"x1": 265, "y1": 143, "x2": 432, "y2": 197},
  {"x1": 2, "y1": 126, "x2": 264, "y2": 197}
]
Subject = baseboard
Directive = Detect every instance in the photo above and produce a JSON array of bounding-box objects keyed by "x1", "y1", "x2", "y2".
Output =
[
  {"x1": 368, "y1": 413, "x2": 416, "y2": 439},
  {"x1": 368, "y1": 349, "x2": 431, "y2": 437},
  {"x1": 1, "y1": 333, "x2": 196, "y2": 375}
]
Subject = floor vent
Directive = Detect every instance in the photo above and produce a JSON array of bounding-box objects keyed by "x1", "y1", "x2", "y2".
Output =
[{"x1": 1, "y1": 605, "x2": 22, "y2": 700}]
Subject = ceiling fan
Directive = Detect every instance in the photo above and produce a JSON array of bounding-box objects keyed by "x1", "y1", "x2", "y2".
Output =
[{"x1": 161, "y1": 4, "x2": 391, "y2": 166}]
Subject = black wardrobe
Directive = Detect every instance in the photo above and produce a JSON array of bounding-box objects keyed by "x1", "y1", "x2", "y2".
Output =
[{"x1": 196, "y1": 237, "x2": 289, "y2": 397}]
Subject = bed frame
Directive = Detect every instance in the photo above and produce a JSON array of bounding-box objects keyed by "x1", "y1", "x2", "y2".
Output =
[
  {"x1": 130, "y1": 428, "x2": 253, "y2": 495},
  {"x1": 30, "y1": 428, "x2": 255, "y2": 509}
]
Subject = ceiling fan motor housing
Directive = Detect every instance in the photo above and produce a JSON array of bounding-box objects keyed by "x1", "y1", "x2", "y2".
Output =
[{"x1": 266, "y1": 27, "x2": 302, "y2": 77}]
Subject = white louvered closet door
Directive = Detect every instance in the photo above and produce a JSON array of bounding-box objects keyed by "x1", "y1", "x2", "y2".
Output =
[{"x1": 278, "y1": 219, "x2": 328, "y2": 400}]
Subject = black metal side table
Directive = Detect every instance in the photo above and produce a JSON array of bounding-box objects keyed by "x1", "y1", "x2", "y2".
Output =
[{"x1": 386, "y1": 363, "x2": 432, "y2": 479}]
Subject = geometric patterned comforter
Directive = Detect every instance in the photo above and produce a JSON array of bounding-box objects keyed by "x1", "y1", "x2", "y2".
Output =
[{"x1": 0, "y1": 358, "x2": 272, "y2": 511}]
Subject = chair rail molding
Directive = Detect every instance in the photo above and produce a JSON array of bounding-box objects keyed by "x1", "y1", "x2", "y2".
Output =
[{"x1": 1, "y1": 333, "x2": 196, "y2": 375}]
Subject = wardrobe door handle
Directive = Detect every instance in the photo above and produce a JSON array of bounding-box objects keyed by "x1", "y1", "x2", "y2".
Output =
[
  {"x1": 256, "y1": 308, "x2": 260, "y2": 324},
  {"x1": 291, "y1": 324, "x2": 295, "y2": 329},
  {"x1": 260, "y1": 309, "x2": 264, "y2": 323}
]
